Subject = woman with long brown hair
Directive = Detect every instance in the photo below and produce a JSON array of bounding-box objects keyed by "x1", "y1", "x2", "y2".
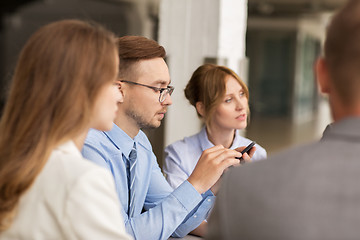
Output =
[{"x1": 0, "y1": 19, "x2": 131, "y2": 239}]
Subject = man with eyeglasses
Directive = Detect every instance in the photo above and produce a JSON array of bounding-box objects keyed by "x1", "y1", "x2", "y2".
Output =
[{"x1": 82, "y1": 36, "x2": 247, "y2": 239}]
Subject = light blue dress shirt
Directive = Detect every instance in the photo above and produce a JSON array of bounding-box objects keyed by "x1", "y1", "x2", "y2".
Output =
[
  {"x1": 164, "y1": 127, "x2": 267, "y2": 189},
  {"x1": 82, "y1": 124, "x2": 214, "y2": 240}
]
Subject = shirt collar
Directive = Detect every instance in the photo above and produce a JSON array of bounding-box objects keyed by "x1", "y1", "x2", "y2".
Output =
[
  {"x1": 198, "y1": 126, "x2": 214, "y2": 151},
  {"x1": 321, "y1": 117, "x2": 360, "y2": 142},
  {"x1": 231, "y1": 129, "x2": 243, "y2": 149},
  {"x1": 199, "y1": 126, "x2": 241, "y2": 151},
  {"x1": 103, "y1": 123, "x2": 139, "y2": 157}
]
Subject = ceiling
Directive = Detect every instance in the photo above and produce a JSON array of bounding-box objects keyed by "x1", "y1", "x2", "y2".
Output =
[
  {"x1": 248, "y1": 0, "x2": 347, "y2": 17},
  {"x1": 0, "y1": 0, "x2": 348, "y2": 21}
]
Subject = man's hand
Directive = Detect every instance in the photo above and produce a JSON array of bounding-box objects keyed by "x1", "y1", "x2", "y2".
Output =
[
  {"x1": 234, "y1": 145, "x2": 256, "y2": 164},
  {"x1": 210, "y1": 146, "x2": 256, "y2": 195},
  {"x1": 187, "y1": 145, "x2": 241, "y2": 194}
]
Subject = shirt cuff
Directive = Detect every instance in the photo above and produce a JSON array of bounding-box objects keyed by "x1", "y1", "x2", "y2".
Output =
[
  {"x1": 172, "y1": 180, "x2": 203, "y2": 212},
  {"x1": 202, "y1": 189, "x2": 214, "y2": 198}
]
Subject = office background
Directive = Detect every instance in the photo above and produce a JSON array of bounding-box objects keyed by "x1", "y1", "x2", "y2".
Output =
[{"x1": 0, "y1": 0, "x2": 345, "y2": 167}]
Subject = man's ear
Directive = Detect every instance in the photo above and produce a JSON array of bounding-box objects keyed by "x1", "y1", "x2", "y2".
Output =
[
  {"x1": 315, "y1": 57, "x2": 331, "y2": 94},
  {"x1": 116, "y1": 80, "x2": 125, "y2": 103},
  {"x1": 195, "y1": 102, "x2": 205, "y2": 117}
]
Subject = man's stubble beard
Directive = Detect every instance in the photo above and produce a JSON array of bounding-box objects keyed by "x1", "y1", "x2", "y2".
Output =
[{"x1": 125, "y1": 107, "x2": 160, "y2": 130}]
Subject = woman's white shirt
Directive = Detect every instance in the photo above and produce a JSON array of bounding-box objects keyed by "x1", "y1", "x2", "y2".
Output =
[{"x1": 0, "y1": 141, "x2": 132, "y2": 240}]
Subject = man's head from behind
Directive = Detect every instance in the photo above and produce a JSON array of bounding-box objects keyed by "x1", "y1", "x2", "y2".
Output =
[
  {"x1": 115, "y1": 36, "x2": 172, "y2": 136},
  {"x1": 319, "y1": 0, "x2": 360, "y2": 119}
]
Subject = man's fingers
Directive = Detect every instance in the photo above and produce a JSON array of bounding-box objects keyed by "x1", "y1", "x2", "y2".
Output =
[
  {"x1": 202, "y1": 146, "x2": 242, "y2": 164},
  {"x1": 248, "y1": 146, "x2": 256, "y2": 158},
  {"x1": 241, "y1": 146, "x2": 256, "y2": 163}
]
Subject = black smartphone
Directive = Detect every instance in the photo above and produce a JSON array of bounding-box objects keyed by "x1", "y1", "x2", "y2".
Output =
[{"x1": 236, "y1": 141, "x2": 256, "y2": 163}]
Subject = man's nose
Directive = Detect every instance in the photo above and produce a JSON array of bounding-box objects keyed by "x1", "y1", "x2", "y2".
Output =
[{"x1": 162, "y1": 93, "x2": 173, "y2": 106}]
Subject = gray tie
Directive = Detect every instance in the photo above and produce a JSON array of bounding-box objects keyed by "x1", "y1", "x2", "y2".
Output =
[{"x1": 128, "y1": 143, "x2": 137, "y2": 217}]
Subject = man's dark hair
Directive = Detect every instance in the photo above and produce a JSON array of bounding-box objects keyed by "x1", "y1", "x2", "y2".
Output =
[
  {"x1": 117, "y1": 36, "x2": 166, "y2": 81},
  {"x1": 324, "y1": 0, "x2": 360, "y2": 106}
]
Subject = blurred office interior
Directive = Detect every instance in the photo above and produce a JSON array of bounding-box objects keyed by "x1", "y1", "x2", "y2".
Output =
[{"x1": 0, "y1": 0, "x2": 346, "y2": 167}]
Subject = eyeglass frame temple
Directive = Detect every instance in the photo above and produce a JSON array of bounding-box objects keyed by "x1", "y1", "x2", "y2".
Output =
[{"x1": 120, "y1": 80, "x2": 174, "y2": 103}]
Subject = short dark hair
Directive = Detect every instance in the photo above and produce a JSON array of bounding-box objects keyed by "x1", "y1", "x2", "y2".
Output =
[
  {"x1": 324, "y1": 0, "x2": 360, "y2": 106},
  {"x1": 117, "y1": 36, "x2": 166, "y2": 81}
]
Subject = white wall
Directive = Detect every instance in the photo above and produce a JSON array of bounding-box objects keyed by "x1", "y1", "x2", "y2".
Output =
[{"x1": 159, "y1": 0, "x2": 248, "y2": 146}]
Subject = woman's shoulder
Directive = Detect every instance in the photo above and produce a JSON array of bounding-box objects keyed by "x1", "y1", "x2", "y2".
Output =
[
  {"x1": 40, "y1": 141, "x2": 115, "y2": 214},
  {"x1": 4, "y1": 141, "x2": 115, "y2": 239},
  {"x1": 165, "y1": 131, "x2": 202, "y2": 152},
  {"x1": 46, "y1": 141, "x2": 110, "y2": 184}
]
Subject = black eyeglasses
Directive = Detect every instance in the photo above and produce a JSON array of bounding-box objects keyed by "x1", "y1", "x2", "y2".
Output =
[{"x1": 120, "y1": 80, "x2": 174, "y2": 103}]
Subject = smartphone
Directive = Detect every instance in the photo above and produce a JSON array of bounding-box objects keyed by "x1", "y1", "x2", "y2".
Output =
[{"x1": 236, "y1": 141, "x2": 256, "y2": 163}]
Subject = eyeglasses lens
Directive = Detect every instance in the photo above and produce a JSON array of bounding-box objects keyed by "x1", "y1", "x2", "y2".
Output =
[{"x1": 159, "y1": 87, "x2": 174, "y2": 103}]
